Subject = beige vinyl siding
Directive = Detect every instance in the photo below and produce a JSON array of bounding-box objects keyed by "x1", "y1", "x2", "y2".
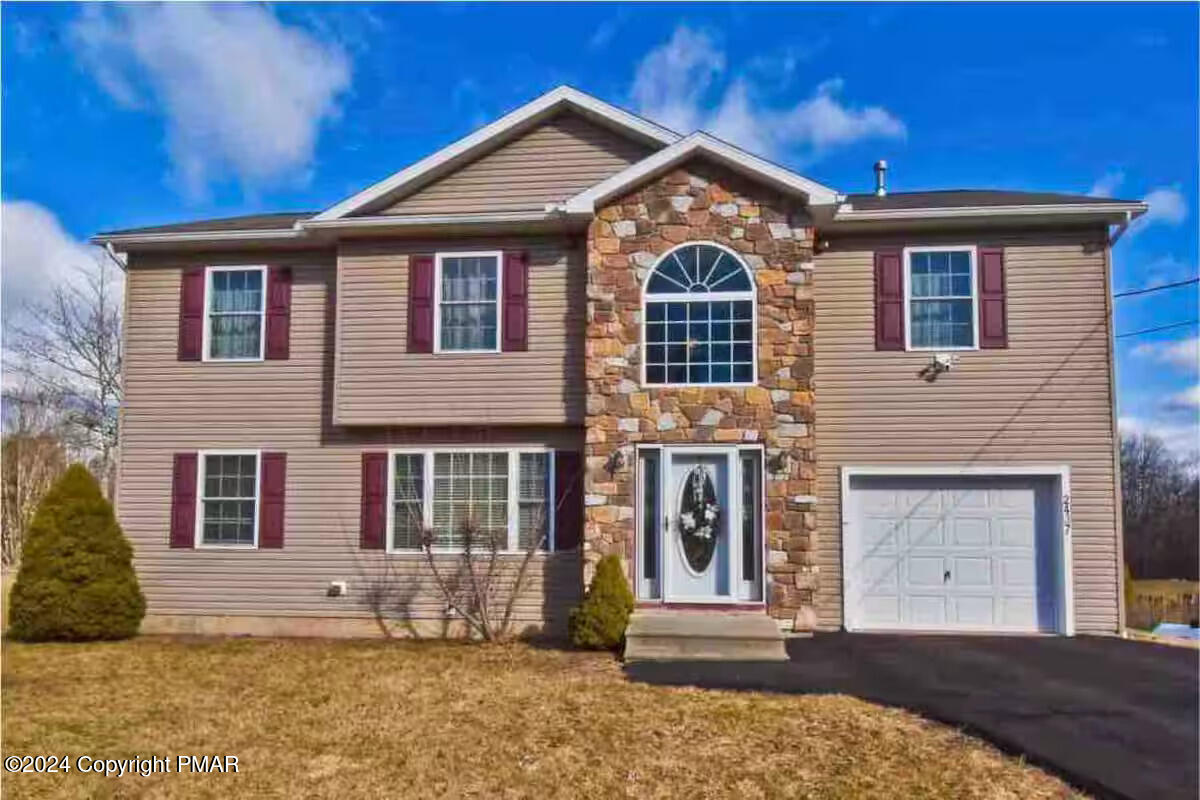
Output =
[
  {"x1": 813, "y1": 229, "x2": 1121, "y2": 634},
  {"x1": 120, "y1": 251, "x2": 582, "y2": 627},
  {"x1": 379, "y1": 113, "x2": 653, "y2": 215},
  {"x1": 335, "y1": 237, "x2": 585, "y2": 426}
]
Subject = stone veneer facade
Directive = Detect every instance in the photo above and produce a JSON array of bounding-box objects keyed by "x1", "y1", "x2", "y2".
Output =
[{"x1": 583, "y1": 158, "x2": 819, "y2": 631}]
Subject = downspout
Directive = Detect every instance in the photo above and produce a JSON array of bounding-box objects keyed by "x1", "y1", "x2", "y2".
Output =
[{"x1": 1108, "y1": 210, "x2": 1133, "y2": 246}]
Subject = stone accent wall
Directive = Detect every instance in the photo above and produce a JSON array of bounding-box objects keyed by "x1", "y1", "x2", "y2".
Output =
[{"x1": 584, "y1": 158, "x2": 818, "y2": 631}]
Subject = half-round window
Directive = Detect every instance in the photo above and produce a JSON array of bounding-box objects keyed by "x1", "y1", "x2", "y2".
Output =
[{"x1": 643, "y1": 243, "x2": 756, "y2": 386}]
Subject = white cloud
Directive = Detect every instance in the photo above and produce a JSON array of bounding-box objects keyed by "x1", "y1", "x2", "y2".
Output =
[
  {"x1": 1088, "y1": 170, "x2": 1125, "y2": 198},
  {"x1": 1140, "y1": 185, "x2": 1188, "y2": 227},
  {"x1": 1131, "y1": 336, "x2": 1199, "y2": 373},
  {"x1": 630, "y1": 26, "x2": 725, "y2": 134},
  {"x1": 70, "y1": 4, "x2": 351, "y2": 197},
  {"x1": 1120, "y1": 415, "x2": 1200, "y2": 460},
  {"x1": 1, "y1": 201, "x2": 103, "y2": 318},
  {"x1": 1165, "y1": 384, "x2": 1200, "y2": 412},
  {"x1": 631, "y1": 26, "x2": 905, "y2": 159}
]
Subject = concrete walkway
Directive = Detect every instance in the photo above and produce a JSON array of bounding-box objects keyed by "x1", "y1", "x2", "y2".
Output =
[{"x1": 624, "y1": 633, "x2": 1199, "y2": 800}]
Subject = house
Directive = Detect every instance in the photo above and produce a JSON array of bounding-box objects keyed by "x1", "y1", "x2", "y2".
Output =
[{"x1": 94, "y1": 86, "x2": 1145, "y2": 642}]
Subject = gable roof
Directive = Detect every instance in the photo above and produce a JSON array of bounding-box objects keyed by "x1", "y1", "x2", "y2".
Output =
[
  {"x1": 563, "y1": 132, "x2": 842, "y2": 214},
  {"x1": 311, "y1": 86, "x2": 680, "y2": 221}
]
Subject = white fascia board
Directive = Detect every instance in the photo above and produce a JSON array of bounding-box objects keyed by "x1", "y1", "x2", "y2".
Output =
[
  {"x1": 312, "y1": 86, "x2": 680, "y2": 222},
  {"x1": 90, "y1": 229, "x2": 304, "y2": 247},
  {"x1": 833, "y1": 202, "x2": 1149, "y2": 222},
  {"x1": 565, "y1": 132, "x2": 842, "y2": 214}
]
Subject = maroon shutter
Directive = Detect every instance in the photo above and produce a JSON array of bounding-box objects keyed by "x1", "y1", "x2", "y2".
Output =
[
  {"x1": 978, "y1": 247, "x2": 1008, "y2": 349},
  {"x1": 170, "y1": 453, "x2": 198, "y2": 548},
  {"x1": 553, "y1": 450, "x2": 583, "y2": 551},
  {"x1": 258, "y1": 452, "x2": 286, "y2": 549},
  {"x1": 360, "y1": 452, "x2": 387, "y2": 549},
  {"x1": 502, "y1": 251, "x2": 529, "y2": 352},
  {"x1": 178, "y1": 268, "x2": 205, "y2": 361},
  {"x1": 874, "y1": 249, "x2": 905, "y2": 351},
  {"x1": 265, "y1": 267, "x2": 292, "y2": 360},
  {"x1": 408, "y1": 255, "x2": 435, "y2": 353}
]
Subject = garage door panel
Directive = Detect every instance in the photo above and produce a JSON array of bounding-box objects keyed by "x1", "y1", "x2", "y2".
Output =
[
  {"x1": 951, "y1": 516, "x2": 991, "y2": 546},
  {"x1": 997, "y1": 517, "x2": 1036, "y2": 548},
  {"x1": 907, "y1": 596, "x2": 947, "y2": 626},
  {"x1": 862, "y1": 595, "x2": 901, "y2": 624},
  {"x1": 1000, "y1": 597, "x2": 1037, "y2": 628},
  {"x1": 847, "y1": 474, "x2": 1060, "y2": 633},
  {"x1": 907, "y1": 556, "x2": 946, "y2": 586},
  {"x1": 953, "y1": 596, "x2": 995, "y2": 626},
  {"x1": 1000, "y1": 556, "x2": 1036, "y2": 587},
  {"x1": 909, "y1": 518, "x2": 946, "y2": 547},
  {"x1": 952, "y1": 556, "x2": 993, "y2": 587},
  {"x1": 861, "y1": 556, "x2": 899, "y2": 592},
  {"x1": 862, "y1": 516, "x2": 900, "y2": 549}
]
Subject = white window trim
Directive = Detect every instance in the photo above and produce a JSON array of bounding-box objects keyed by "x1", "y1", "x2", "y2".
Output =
[
  {"x1": 202, "y1": 265, "x2": 268, "y2": 362},
  {"x1": 194, "y1": 449, "x2": 261, "y2": 549},
  {"x1": 385, "y1": 446, "x2": 556, "y2": 554},
  {"x1": 903, "y1": 245, "x2": 979, "y2": 352},
  {"x1": 432, "y1": 251, "x2": 504, "y2": 354},
  {"x1": 640, "y1": 241, "x2": 759, "y2": 389}
]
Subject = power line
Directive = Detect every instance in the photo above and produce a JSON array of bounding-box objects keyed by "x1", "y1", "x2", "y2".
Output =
[
  {"x1": 1115, "y1": 319, "x2": 1199, "y2": 339},
  {"x1": 1113, "y1": 277, "x2": 1199, "y2": 298}
]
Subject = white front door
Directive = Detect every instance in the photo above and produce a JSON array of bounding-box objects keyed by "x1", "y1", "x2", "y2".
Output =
[
  {"x1": 666, "y1": 453, "x2": 732, "y2": 601},
  {"x1": 637, "y1": 446, "x2": 763, "y2": 604}
]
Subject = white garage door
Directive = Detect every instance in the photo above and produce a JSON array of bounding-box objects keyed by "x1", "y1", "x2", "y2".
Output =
[{"x1": 844, "y1": 474, "x2": 1064, "y2": 633}]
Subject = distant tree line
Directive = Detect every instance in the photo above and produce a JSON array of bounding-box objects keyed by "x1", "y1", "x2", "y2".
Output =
[
  {"x1": 1121, "y1": 432, "x2": 1199, "y2": 581},
  {"x1": 2, "y1": 250, "x2": 122, "y2": 568}
]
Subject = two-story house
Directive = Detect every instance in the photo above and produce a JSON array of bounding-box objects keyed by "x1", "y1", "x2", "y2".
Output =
[{"x1": 95, "y1": 86, "x2": 1144, "y2": 643}]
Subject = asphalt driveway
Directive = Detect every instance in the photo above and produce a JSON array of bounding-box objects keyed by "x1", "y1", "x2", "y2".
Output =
[{"x1": 625, "y1": 634, "x2": 1199, "y2": 800}]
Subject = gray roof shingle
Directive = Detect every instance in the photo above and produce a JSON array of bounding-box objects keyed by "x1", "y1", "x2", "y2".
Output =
[{"x1": 97, "y1": 212, "x2": 316, "y2": 236}]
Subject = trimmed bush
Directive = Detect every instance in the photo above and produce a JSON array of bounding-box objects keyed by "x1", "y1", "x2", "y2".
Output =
[
  {"x1": 568, "y1": 555, "x2": 634, "y2": 650},
  {"x1": 7, "y1": 464, "x2": 144, "y2": 641}
]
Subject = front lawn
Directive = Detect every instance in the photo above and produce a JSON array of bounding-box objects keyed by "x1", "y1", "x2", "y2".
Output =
[{"x1": 2, "y1": 637, "x2": 1077, "y2": 798}]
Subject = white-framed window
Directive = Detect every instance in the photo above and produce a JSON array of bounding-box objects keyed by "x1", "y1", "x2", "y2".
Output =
[
  {"x1": 386, "y1": 448, "x2": 555, "y2": 553},
  {"x1": 904, "y1": 246, "x2": 978, "y2": 351},
  {"x1": 434, "y1": 251, "x2": 502, "y2": 353},
  {"x1": 204, "y1": 265, "x2": 267, "y2": 361},
  {"x1": 196, "y1": 450, "x2": 260, "y2": 548},
  {"x1": 642, "y1": 242, "x2": 757, "y2": 387}
]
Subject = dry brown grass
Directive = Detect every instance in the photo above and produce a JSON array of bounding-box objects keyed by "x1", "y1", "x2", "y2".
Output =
[{"x1": 2, "y1": 637, "x2": 1080, "y2": 799}]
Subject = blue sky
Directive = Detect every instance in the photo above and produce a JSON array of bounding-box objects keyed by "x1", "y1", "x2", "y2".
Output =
[{"x1": 2, "y1": 3, "x2": 1196, "y2": 453}]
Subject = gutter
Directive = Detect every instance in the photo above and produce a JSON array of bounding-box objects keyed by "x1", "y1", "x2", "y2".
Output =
[
  {"x1": 295, "y1": 210, "x2": 556, "y2": 231},
  {"x1": 832, "y1": 202, "x2": 1148, "y2": 223},
  {"x1": 91, "y1": 211, "x2": 566, "y2": 249}
]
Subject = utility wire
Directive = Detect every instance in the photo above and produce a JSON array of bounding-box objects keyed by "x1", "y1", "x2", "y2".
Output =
[
  {"x1": 1113, "y1": 277, "x2": 1199, "y2": 298},
  {"x1": 1115, "y1": 319, "x2": 1199, "y2": 339}
]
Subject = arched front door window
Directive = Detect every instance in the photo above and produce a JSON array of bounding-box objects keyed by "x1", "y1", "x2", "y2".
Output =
[{"x1": 643, "y1": 242, "x2": 756, "y2": 386}]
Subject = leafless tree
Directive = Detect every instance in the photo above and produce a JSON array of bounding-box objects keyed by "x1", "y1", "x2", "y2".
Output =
[
  {"x1": 1121, "y1": 432, "x2": 1199, "y2": 581},
  {"x1": 5, "y1": 249, "x2": 123, "y2": 495},
  {"x1": 1, "y1": 386, "x2": 68, "y2": 566}
]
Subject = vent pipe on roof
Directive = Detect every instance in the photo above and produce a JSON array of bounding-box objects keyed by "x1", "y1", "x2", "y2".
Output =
[{"x1": 873, "y1": 160, "x2": 888, "y2": 197}]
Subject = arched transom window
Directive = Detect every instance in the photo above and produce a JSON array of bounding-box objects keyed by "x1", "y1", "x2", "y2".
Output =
[{"x1": 643, "y1": 242, "x2": 756, "y2": 386}]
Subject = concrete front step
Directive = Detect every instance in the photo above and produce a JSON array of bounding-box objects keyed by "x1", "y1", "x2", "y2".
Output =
[{"x1": 625, "y1": 609, "x2": 788, "y2": 662}]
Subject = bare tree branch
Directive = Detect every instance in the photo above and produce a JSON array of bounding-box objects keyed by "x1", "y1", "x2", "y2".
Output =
[{"x1": 5, "y1": 251, "x2": 123, "y2": 495}]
